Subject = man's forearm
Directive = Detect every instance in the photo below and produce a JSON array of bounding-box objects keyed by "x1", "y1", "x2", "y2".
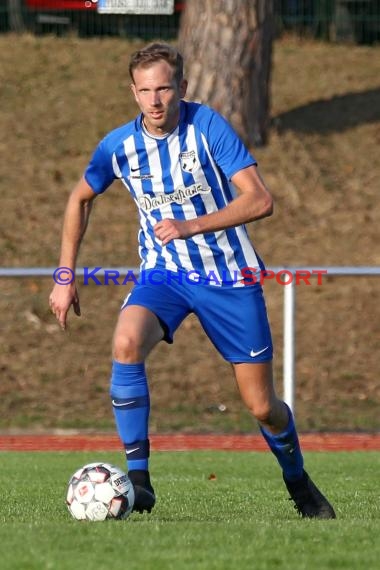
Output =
[
  {"x1": 189, "y1": 190, "x2": 273, "y2": 236},
  {"x1": 58, "y1": 194, "x2": 93, "y2": 269},
  {"x1": 153, "y1": 189, "x2": 273, "y2": 245}
]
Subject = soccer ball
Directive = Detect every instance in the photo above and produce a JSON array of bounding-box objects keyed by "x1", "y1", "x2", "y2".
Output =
[{"x1": 66, "y1": 462, "x2": 135, "y2": 522}]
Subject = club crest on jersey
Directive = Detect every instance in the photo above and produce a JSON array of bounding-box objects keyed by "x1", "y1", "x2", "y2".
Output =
[{"x1": 179, "y1": 150, "x2": 199, "y2": 173}]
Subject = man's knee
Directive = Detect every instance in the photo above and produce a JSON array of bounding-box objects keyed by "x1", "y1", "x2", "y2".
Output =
[
  {"x1": 113, "y1": 333, "x2": 143, "y2": 363},
  {"x1": 250, "y1": 399, "x2": 289, "y2": 431},
  {"x1": 249, "y1": 401, "x2": 274, "y2": 424}
]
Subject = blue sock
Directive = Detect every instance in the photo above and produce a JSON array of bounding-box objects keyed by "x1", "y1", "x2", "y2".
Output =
[
  {"x1": 110, "y1": 360, "x2": 150, "y2": 472},
  {"x1": 259, "y1": 404, "x2": 304, "y2": 482}
]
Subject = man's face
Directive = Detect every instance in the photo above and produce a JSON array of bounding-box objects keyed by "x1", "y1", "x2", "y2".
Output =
[{"x1": 131, "y1": 60, "x2": 187, "y2": 136}]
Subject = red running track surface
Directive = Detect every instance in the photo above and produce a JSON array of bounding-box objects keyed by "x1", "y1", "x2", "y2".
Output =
[{"x1": 0, "y1": 433, "x2": 379, "y2": 452}]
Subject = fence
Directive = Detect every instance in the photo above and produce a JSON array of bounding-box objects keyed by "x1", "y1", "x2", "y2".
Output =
[
  {"x1": 1, "y1": 265, "x2": 379, "y2": 414},
  {"x1": 1, "y1": 1, "x2": 380, "y2": 44}
]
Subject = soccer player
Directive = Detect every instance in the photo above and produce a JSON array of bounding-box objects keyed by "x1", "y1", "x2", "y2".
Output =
[{"x1": 49, "y1": 43, "x2": 335, "y2": 519}]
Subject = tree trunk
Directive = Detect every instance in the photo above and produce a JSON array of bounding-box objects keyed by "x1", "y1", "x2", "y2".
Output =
[
  {"x1": 7, "y1": 0, "x2": 25, "y2": 32},
  {"x1": 177, "y1": 0, "x2": 274, "y2": 147}
]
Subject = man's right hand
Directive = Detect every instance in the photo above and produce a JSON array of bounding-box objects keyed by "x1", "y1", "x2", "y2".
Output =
[{"x1": 49, "y1": 282, "x2": 81, "y2": 330}]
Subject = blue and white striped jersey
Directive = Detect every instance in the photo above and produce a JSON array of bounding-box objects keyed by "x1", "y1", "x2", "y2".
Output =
[{"x1": 85, "y1": 101, "x2": 264, "y2": 286}]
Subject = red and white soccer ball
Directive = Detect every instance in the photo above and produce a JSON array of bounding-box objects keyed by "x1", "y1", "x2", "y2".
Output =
[{"x1": 66, "y1": 462, "x2": 135, "y2": 522}]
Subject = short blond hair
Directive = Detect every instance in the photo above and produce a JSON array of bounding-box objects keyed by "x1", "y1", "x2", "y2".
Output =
[{"x1": 129, "y1": 43, "x2": 184, "y2": 84}]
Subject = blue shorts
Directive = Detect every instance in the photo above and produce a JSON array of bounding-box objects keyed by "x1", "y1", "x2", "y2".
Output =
[{"x1": 121, "y1": 270, "x2": 273, "y2": 363}]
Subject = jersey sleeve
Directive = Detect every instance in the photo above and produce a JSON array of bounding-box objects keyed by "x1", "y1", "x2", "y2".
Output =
[
  {"x1": 207, "y1": 110, "x2": 257, "y2": 180},
  {"x1": 84, "y1": 138, "x2": 116, "y2": 194}
]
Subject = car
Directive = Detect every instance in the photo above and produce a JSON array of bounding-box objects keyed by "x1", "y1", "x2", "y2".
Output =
[{"x1": 2, "y1": 0, "x2": 185, "y2": 37}]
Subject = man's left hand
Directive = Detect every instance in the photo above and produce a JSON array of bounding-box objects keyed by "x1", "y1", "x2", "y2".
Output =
[{"x1": 154, "y1": 218, "x2": 195, "y2": 245}]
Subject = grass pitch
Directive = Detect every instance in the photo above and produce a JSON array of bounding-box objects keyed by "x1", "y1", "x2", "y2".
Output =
[{"x1": 0, "y1": 451, "x2": 379, "y2": 569}]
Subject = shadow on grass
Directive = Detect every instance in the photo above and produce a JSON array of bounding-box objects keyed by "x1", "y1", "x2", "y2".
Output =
[{"x1": 273, "y1": 88, "x2": 380, "y2": 134}]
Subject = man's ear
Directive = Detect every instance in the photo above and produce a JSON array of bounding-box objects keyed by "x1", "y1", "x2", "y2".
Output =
[
  {"x1": 180, "y1": 79, "x2": 188, "y2": 98},
  {"x1": 130, "y1": 83, "x2": 138, "y2": 102}
]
